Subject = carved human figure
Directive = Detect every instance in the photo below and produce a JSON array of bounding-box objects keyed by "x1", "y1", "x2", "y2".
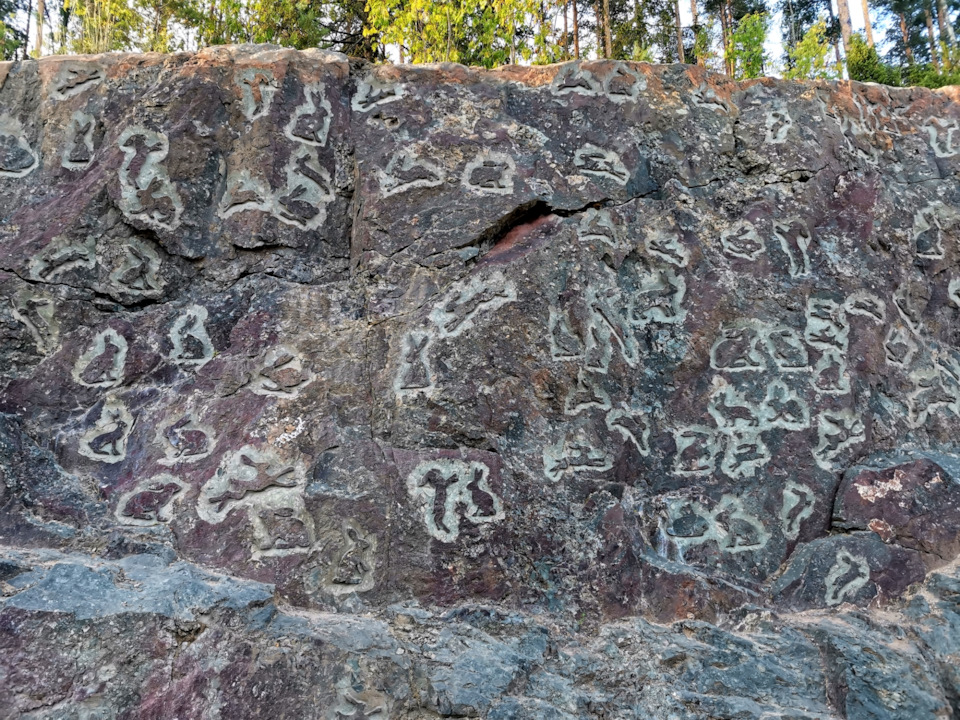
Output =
[
  {"x1": 406, "y1": 460, "x2": 504, "y2": 542},
  {"x1": 73, "y1": 328, "x2": 128, "y2": 388}
]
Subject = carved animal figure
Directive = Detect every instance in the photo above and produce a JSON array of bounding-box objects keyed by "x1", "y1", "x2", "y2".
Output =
[
  {"x1": 120, "y1": 133, "x2": 163, "y2": 184},
  {"x1": 294, "y1": 154, "x2": 331, "y2": 191},
  {"x1": 258, "y1": 507, "x2": 311, "y2": 550},
  {"x1": 292, "y1": 93, "x2": 330, "y2": 143},
  {"x1": 606, "y1": 68, "x2": 636, "y2": 98},
  {"x1": 577, "y1": 151, "x2": 627, "y2": 182},
  {"x1": 259, "y1": 354, "x2": 305, "y2": 393},
  {"x1": 442, "y1": 287, "x2": 509, "y2": 334},
  {"x1": 117, "y1": 245, "x2": 156, "y2": 291},
  {"x1": 420, "y1": 468, "x2": 459, "y2": 535},
  {"x1": 13, "y1": 298, "x2": 53, "y2": 343},
  {"x1": 135, "y1": 176, "x2": 177, "y2": 225},
  {"x1": 174, "y1": 316, "x2": 207, "y2": 361},
  {"x1": 357, "y1": 85, "x2": 398, "y2": 110},
  {"x1": 333, "y1": 527, "x2": 371, "y2": 585},
  {"x1": 67, "y1": 119, "x2": 93, "y2": 164},
  {"x1": 38, "y1": 246, "x2": 91, "y2": 279},
  {"x1": 549, "y1": 445, "x2": 608, "y2": 475},
  {"x1": 164, "y1": 416, "x2": 208, "y2": 458},
  {"x1": 80, "y1": 338, "x2": 122, "y2": 385},
  {"x1": 399, "y1": 335, "x2": 430, "y2": 389},
  {"x1": 278, "y1": 184, "x2": 320, "y2": 224},
  {"x1": 241, "y1": 72, "x2": 273, "y2": 116},
  {"x1": 87, "y1": 411, "x2": 128, "y2": 457},
  {"x1": 389, "y1": 162, "x2": 440, "y2": 188},
  {"x1": 208, "y1": 454, "x2": 297, "y2": 512},
  {"x1": 57, "y1": 68, "x2": 102, "y2": 95},
  {"x1": 469, "y1": 161, "x2": 509, "y2": 189},
  {"x1": 464, "y1": 467, "x2": 496, "y2": 518},
  {"x1": 121, "y1": 482, "x2": 181, "y2": 521},
  {"x1": 712, "y1": 393, "x2": 760, "y2": 428},
  {"x1": 557, "y1": 72, "x2": 594, "y2": 93}
]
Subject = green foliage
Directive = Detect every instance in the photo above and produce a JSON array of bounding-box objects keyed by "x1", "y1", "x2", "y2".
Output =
[
  {"x1": 727, "y1": 11, "x2": 767, "y2": 78},
  {"x1": 65, "y1": 0, "x2": 139, "y2": 53},
  {"x1": 847, "y1": 33, "x2": 900, "y2": 85},
  {"x1": 0, "y1": 0, "x2": 25, "y2": 58},
  {"x1": 783, "y1": 18, "x2": 837, "y2": 78}
]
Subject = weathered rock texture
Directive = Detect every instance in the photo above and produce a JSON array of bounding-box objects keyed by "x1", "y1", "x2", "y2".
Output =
[{"x1": 2, "y1": 45, "x2": 960, "y2": 718}]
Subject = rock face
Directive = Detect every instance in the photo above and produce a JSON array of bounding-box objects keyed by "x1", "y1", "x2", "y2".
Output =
[{"x1": 2, "y1": 45, "x2": 960, "y2": 718}]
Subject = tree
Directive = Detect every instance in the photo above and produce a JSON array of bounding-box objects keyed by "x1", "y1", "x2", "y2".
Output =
[
  {"x1": 783, "y1": 18, "x2": 838, "y2": 77},
  {"x1": 0, "y1": 0, "x2": 27, "y2": 58},
  {"x1": 726, "y1": 10, "x2": 767, "y2": 77},
  {"x1": 847, "y1": 32, "x2": 900, "y2": 82},
  {"x1": 834, "y1": 0, "x2": 854, "y2": 59}
]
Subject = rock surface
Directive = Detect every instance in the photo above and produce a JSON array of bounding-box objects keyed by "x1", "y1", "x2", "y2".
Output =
[{"x1": 1, "y1": 45, "x2": 960, "y2": 717}]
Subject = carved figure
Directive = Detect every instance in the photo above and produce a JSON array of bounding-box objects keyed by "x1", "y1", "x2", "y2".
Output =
[
  {"x1": 62, "y1": 111, "x2": 96, "y2": 170},
  {"x1": 645, "y1": 226, "x2": 689, "y2": 267},
  {"x1": 564, "y1": 368, "x2": 611, "y2": 415},
  {"x1": 720, "y1": 428, "x2": 770, "y2": 479},
  {"x1": 395, "y1": 332, "x2": 433, "y2": 394},
  {"x1": 10, "y1": 293, "x2": 59, "y2": 353},
  {"x1": 673, "y1": 426, "x2": 717, "y2": 476},
  {"x1": 429, "y1": 271, "x2": 518, "y2": 338},
  {"x1": 664, "y1": 494, "x2": 770, "y2": 556},
  {"x1": 884, "y1": 324, "x2": 919, "y2": 367},
  {"x1": 578, "y1": 208, "x2": 618, "y2": 246},
  {"x1": 824, "y1": 549, "x2": 871, "y2": 606},
  {"x1": 162, "y1": 416, "x2": 211, "y2": 461},
  {"x1": 627, "y1": 267, "x2": 687, "y2": 328},
  {"x1": 814, "y1": 409, "x2": 866, "y2": 469},
  {"x1": 462, "y1": 151, "x2": 516, "y2": 194},
  {"x1": 606, "y1": 407, "x2": 651, "y2": 456},
  {"x1": 551, "y1": 63, "x2": 601, "y2": 96},
  {"x1": 720, "y1": 221, "x2": 764, "y2": 261},
  {"x1": 711, "y1": 324, "x2": 764, "y2": 372},
  {"x1": 52, "y1": 63, "x2": 104, "y2": 99},
  {"x1": 379, "y1": 150, "x2": 444, "y2": 197},
  {"x1": 275, "y1": 148, "x2": 334, "y2": 230},
  {"x1": 208, "y1": 454, "x2": 297, "y2": 512},
  {"x1": 332, "y1": 526, "x2": 373, "y2": 586},
  {"x1": 760, "y1": 380, "x2": 810, "y2": 430},
  {"x1": 781, "y1": 481, "x2": 815, "y2": 540},
  {"x1": 922, "y1": 117, "x2": 960, "y2": 158},
  {"x1": 168, "y1": 305, "x2": 214, "y2": 368},
  {"x1": 772, "y1": 218, "x2": 812, "y2": 276},
  {"x1": 913, "y1": 204, "x2": 947, "y2": 259},
  {"x1": 549, "y1": 306, "x2": 583, "y2": 360},
  {"x1": 406, "y1": 460, "x2": 504, "y2": 542},
  {"x1": 352, "y1": 77, "x2": 404, "y2": 112},
  {"x1": 30, "y1": 236, "x2": 96, "y2": 281},
  {"x1": 236, "y1": 68, "x2": 277, "y2": 120},
  {"x1": 603, "y1": 63, "x2": 645, "y2": 103},
  {"x1": 79, "y1": 402, "x2": 134, "y2": 464},
  {"x1": 691, "y1": 82, "x2": 729, "y2": 113},
  {"x1": 811, "y1": 350, "x2": 851, "y2": 395},
  {"x1": 117, "y1": 126, "x2": 183, "y2": 230},
  {"x1": 220, "y1": 168, "x2": 271, "y2": 217},
  {"x1": 251, "y1": 346, "x2": 314, "y2": 397},
  {"x1": 708, "y1": 382, "x2": 760, "y2": 430},
  {"x1": 258, "y1": 507, "x2": 313, "y2": 550},
  {"x1": 574, "y1": 144, "x2": 629, "y2": 184},
  {"x1": 543, "y1": 431, "x2": 613, "y2": 482},
  {"x1": 805, "y1": 298, "x2": 849, "y2": 352},
  {"x1": 765, "y1": 105, "x2": 793, "y2": 144},
  {"x1": 763, "y1": 326, "x2": 808, "y2": 371},
  {"x1": 73, "y1": 328, "x2": 128, "y2": 388},
  {"x1": 285, "y1": 82, "x2": 332, "y2": 146},
  {"x1": 117, "y1": 475, "x2": 186, "y2": 525},
  {"x1": 0, "y1": 115, "x2": 39, "y2": 178},
  {"x1": 845, "y1": 291, "x2": 886, "y2": 323}
]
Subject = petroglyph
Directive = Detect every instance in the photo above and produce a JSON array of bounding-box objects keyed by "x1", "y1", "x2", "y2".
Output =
[
  {"x1": 564, "y1": 368, "x2": 611, "y2": 415},
  {"x1": 115, "y1": 475, "x2": 186, "y2": 526},
  {"x1": 603, "y1": 63, "x2": 645, "y2": 103},
  {"x1": 236, "y1": 68, "x2": 277, "y2": 120},
  {"x1": 158, "y1": 415, "x2": 214, "y2": 464},
  {"x1": 29, "y1": 236, "x2": 96, "y2": 282},
  {"x1": 626, "y1": 266, "x2": 686, "y2": 328},
  {"x1": 825, "y1": 549, "x2": 871, "y2": 605},
  {"x1": 814, "y1": 409, "x2": 866, "y2": 470},
  {"x1": 324, "y1": 521, "x2": 376, "y2": 594},
  {"x1": 52, "y1": 63, "x2": 104, "y2": 99},
  {"x1": 665, "y1": 495, "x2": 770, "y2": 555},
  {"x1": 765, "y1": 105, "x2": 793, "y2": 144},
  {"x1": 353, "y1": 76, "x2": 404, "y2": 112},
  {"x1": 429, "y1": 271, "x2": 517, "y2": 338},
  {"x1": 673, "y1": 426, "x2": 718, "y2": 476},
  {"x1": 378, "y1": 150, "x2": 444, "y2": 197},
  {"x1": 781, "y1": 481, "x2": 816, "y2": 540},
  {"x1": 406, "y1": 460, "x2": 504, "y2": 542},
  {"x1": 907, "y1": 366, "x2": 959, "y2": 427},
  {"x1": 811, "y1": 350, "x2": 851, "y2": 396},
  {"x1": 62, "y1": 111, "x2": 96, "y2": 170},
  {"x1": 893, "y1": 283, "x2": 924, "y2": 333},
  {"x1": 711, "y1": 323, "x2": 764, "y2": 373},
  {"x1": 913, "y1": 204, "x2": 947, "y2": 259},
  {"x1": 109, "y1": 240, "x2": 163, "y2": 297},
  {"x1": 574, "y1": 144, "x2": 629, "y2": 184},
  {"x1": 462, "y1": 151, "x2": 515, "y2": 194},
  {"x1": 551, "y1": 63, "x2": 601, "y2": 96},
  {"x1": 395, "y1": 332, "x2": 433, "y2": 395},
  {"x1": 79, "y1": 401, "x2": 134, "y2": 464},
  {"x1": 199, "y1": 447, "x2": 311, "y2": 557},
  {"x1": 543, "y1": 432, "x2": 613, "y2": 482},
  {"x1": 772, "y1": 218, "x2": 812, "y2": 276},
  {"x1": 763, "y1": 326, "x2": 809, "y2": 371},
  {"x1": 923, "y1": 117, "x2": 960, "y2": 158},
  {"x1": 845, "y1": 291, "x2": 886, "y2": 323},
  {"x1": 720, "y1": 428, "x2": 771, "y2": 479},
  {"x1": 805, "y1": 298, "x2": 849, "y2": 352},
  {"x1": 691, "y1": 82, "x2": 730, "y2": 113},
  {"x1": 117, "y1": 127, "x2": 182, "y2": 230},
  {"x1": 721, "y1": 220, "x2": 764, "y2": 261},
  {"x1": 606, "y1": 407, "x2": 651, "y2": 455},
  {"x1": 587, "y1": 286, "x2": 639, "y2": 369},
  {"x1": 168, "y1": 305, "x2": 214, "y2": 369},
  {"x1": 549, "y1": 306, "x2": 584, "y2": 361},
  {"x1": 276, "y1": 147, "x2": 335, "y2": 230},
  {"x1": 73, "y1": 328, "x2": 127, "y2": 388},
  {"x1": 0, "y1": 115, "x2": 39, "y2": 177},
  {"x1": 645, "y1": 225, "x2": 689, "y2": 267},
  {"x1": 251, "y1": 346, "x2": 314, "y2": 397},
  {"x1": 578, "y1": 208, "x2": 618, "y2": 246},
  {"x1": 285, "y1": 82, "x2": 332, "y2": 146},
  {"x1": 885, "y1": 324, "x2": 919, "y2": 367},
  {"x1": 708, "y1": 383, "x2": 760, "y2": 430},
  {"x1": 761, "y1": 380, "x2": 810, "y2": 430},
  {"x1": 10, "y1": 291, "x2": 59, "y2": 353},
  {"x1": 219, "y1": 168, "x2": 271, "y2": 217}
]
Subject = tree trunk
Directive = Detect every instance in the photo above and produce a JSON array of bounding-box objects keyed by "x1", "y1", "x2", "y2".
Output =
[
  {"x1": 937, "y1": 0, "x2": 957, "y2": 44},
  {"x1": 899, "y1": 11, "x2": 914, "y2": 61},
  {"x1": 925, "y1": 2, "x2": 940, "y2": 68},
  {"x1": 835, "y1": 0, "x2": 854, "y2": 56},
  {"x1": 690, "y1": 0, "x2": 698, "y2": 27},
  {"x1": 35, "y1": 0, "x2": 45, "y2": 56},
  {"x1": 826, "y1": 0, "x2": 843, "y2": 64},
  {"x1": 573, "y1": 0, "x2": 580, "y2": 58},
  {"x1": 725, "y1": 0, "x2": 735, "y2": 75},
  {"x1": 22, "y1": 0, "x2": 32, "y2": 59},
  {"x1": 675, "y1": 0, "x2": 685, "y2": 61},
  {"x1": 602, "y1": 0, "x2": 613, "y2": 57},
  {"x1": 860, "y1": 0, "x2": 874, "y2": 46},
  {"x1": 563, "y1": 0, "x2": 569, "y2": 59},
  {"x1": 718, "y1": 6, "x2": 729, "y2": 75}
]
